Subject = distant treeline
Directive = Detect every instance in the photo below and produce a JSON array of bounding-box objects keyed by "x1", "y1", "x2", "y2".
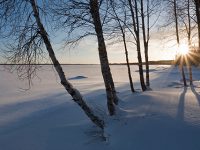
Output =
[
  {"x1": 110, "y1": 60, "x2": 174, "y2": 65},
  {"x1": 0, "y1": 60, "x2": 174, "y2": 66}
]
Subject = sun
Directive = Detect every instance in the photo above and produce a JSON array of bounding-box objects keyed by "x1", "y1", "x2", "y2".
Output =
[{"x1": 178, "y1": 44, "x2": 189, "y2": 55}]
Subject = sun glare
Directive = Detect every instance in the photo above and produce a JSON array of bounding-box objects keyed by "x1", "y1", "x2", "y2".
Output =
[{"x1": 178, "y1": 44, "x2": 189, "y2": 55}]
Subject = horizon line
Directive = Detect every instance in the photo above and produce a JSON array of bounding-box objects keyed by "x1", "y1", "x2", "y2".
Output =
[{"x1": 0, "y1": 60, "x2": 174, "y2": 65}]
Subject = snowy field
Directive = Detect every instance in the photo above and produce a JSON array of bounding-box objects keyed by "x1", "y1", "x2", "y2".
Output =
[{"x1": 1, "y1": 65, "x2": 200, "y2": 150}]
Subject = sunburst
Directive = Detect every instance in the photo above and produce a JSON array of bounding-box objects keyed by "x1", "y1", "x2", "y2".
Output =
[{"x1": 178, "y1": 44, "x2": 189, "y2": 55}]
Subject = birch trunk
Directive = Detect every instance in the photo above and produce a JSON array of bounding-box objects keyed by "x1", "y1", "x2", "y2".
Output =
[
  {"x1": 128, "y1": 0, "x2": 146, "y2": 91},
  {"x1": 122, "y1": 32, "x2": 135, "y2": 92},
  {"x1": 110, "y1": 1, "x2": 135, "y2": 93},
  {"x1": 141, "y1": 0, "x2": 150, "y2": 87},
  {"x1": 144, "y1": 44, "x2": 150, "y2": 87},
  {"x1": 90, "y1": 0, "x2": 118, "y2": 115},
  {"x1": 181, "y1": 65, "x2": 187, "y2": 87},
  {"x1": 187, "y1": 0, "x2": 193, "y2": 86},
  {"x1": 30, "y1": 0, "x2": 104, "y2": 129},
  {"x1": 189, "y1": 65, "x2": 193, "y2": 85},
  {"x1": 194, "y1": 0, "x2": 200, "y2": 50},
  {"x1": 134, "y1": 0, "x2": 147, "y2": 91},
  {"x1": 174, "y1": 0, "x2": 187, "y2": 87}
]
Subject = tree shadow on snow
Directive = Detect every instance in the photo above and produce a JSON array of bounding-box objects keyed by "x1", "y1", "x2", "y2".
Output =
[
  {"x1": 191, "y1": 86, "x2": 200, "y2": 107},
  {"x1": 176, "y1": 87, "x2": 187, "y2": 121}
]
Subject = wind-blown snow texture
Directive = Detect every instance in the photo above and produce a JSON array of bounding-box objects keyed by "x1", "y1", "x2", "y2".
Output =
[{"x1": 0, "y1": 65, "x2": 200, "y2": 150}]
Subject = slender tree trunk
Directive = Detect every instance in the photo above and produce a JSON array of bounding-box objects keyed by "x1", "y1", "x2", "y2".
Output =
[
  {"x1": 128, "y1": 0, "x2": 146, "y2": 91},
  {"x1": 174, "y1": 0, "x2": 187, "y2": 87},
  {"x1": 134, "y1": 0, "x2": 146, "y2": 91},
  {"x1": 187, "y1": 0, "x2": 193, "y2": 85},
  {"x1": 194, "y1": 0, "x2": 200, "y2": 50},
  {"x1": 107, "y1": 76, "x2": 119, "y2": 105},
  {"x1": 187, "y1": 0, "x2": 191, "y2": 44},
  {"x1": 30, "y1": 0, "x2": 104, "y2": 129},
  {"x1": 144, "y1": 44, "x2": 150, "y2": 87},
  {"x1": 141, "y1": 0, "x2": 150, "y2": 87},
  {"x1": 122, "y1": 31, "x2": 135, "y2": 92},
  {"x1": 188, "y1": 65, "x2": 193, "y2": 85},
  {"x1": 110, "y1": 0, "x2": 135, "y2": 93},
  {"x1": 174, "y1": 0, "x2": 180, "y2": 45},
  {"x1": 181, "y1": 64, "x2": 187, "y2": 86},
  {"x1": 90, "y1": 0, "x2": 118, "y2": 115}
]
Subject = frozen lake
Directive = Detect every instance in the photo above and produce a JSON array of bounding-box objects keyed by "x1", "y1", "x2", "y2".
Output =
[{"x1": 0, "y1": 64, "x2": 200, "y2": 150}]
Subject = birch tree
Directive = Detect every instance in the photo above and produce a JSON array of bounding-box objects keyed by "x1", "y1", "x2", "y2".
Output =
[
  {"x1": 0, "y1": 0, "x2": 104, "y2": 129},
  {"x1": 169, "y1": 0, "x2": 187, "y2": 86},
  {"x1": 90, "y1": 0, "x2": 119, "y2": 115},
  {"x1": 109, "y1": 0, "x2": 135, "y2": 92},
  {"x1": 128, "y1": 0, "x2": 147, "y2": 91},
  {"x1": 140, "y1": 0, "x2": 161, "y2": 87},
  {"x1": 176, "y1": 0, "x2": 187, "y2": 87},
  {"x1": 181, "y1": 0, "x2": 200, "y2": 85},
  {"x1": 182, "y1": 0, "x2": 193, "y2": 85},
  {"x1": 141, "y1": 0, "x2": 151, "y2": 87},
  {"x1": 186, "y1": 0, "x2": 193, "y2": 85},
  {"x1": 51, "y1": 0, "x2": 119, "y2": 115},
  {"x1": 193, "y1": 0, "x2": 200, "y2": 50}
]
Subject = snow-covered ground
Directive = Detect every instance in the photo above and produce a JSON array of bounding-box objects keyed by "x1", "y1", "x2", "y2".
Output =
[{"x1": 0, "y1": 65, "x2": 200, "y2": 150}]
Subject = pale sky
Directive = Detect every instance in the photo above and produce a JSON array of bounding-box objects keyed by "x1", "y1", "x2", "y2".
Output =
[
  {"x1": 54, "y1": 32, "x2": 178, "y2": 64},
  {"x1": 0, "y1": 30, "x2": 183, "y2": 64}
]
